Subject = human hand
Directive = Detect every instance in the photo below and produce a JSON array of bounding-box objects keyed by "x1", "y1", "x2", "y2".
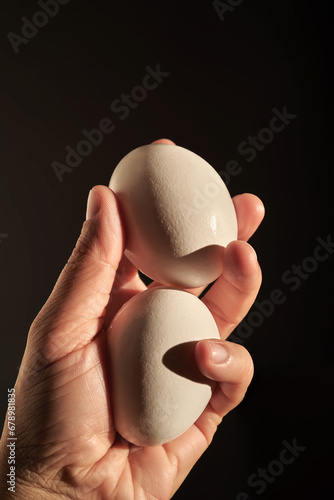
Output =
[{"x1": 0, "y1": 139, "x2": 264, "y2": 500}]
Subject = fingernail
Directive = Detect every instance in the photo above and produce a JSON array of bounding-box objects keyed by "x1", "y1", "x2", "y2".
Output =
[
  {"x1": 86, "y1": 189, "x2": 100, "y2": 220},
  {"x1": 207, "y1": 341, "x2": 229, "y2": 364}
]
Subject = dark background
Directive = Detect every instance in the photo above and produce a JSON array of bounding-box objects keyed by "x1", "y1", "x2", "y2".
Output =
[{"x1": 0, "y1": 0, "x2": 333, "y2": 498}]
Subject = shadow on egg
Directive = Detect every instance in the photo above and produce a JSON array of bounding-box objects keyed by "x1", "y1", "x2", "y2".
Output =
[
  {"x1": 163, "y1": 341, "x2": 213, "y2": 385},
  {"x1": 170, "y1": 244, "x2": 226, "y2": 287},
  {"x1": 135, "y1": 244, "x2": 226, "y2": 289}
]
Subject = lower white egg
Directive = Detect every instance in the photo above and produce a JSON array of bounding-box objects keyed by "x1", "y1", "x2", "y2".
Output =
[{"x1": 107, "y1": 287, "x2": 220, "y2": 446}]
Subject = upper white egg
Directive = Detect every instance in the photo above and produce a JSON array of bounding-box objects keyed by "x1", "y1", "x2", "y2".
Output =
[{"x1": 109, "y1": 144, "x2": 237, "y2": 287}]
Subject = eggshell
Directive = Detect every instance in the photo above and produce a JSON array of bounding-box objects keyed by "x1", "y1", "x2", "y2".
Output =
[
  {"x1": 109, "y1": 144, "x2": 237, "y2": 288},
  {"x1": 107, "y1": 287, "x2": 220, "y2": 446}
]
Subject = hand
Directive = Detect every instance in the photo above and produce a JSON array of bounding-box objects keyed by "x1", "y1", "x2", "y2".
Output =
[{"x1": 0, "y1": 139, "x2": 264, "y2": 500}]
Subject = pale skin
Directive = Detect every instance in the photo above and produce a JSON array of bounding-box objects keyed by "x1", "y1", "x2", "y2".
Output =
[{"x1": 0, "y1": 139, "x2": 264, "y2": 499}]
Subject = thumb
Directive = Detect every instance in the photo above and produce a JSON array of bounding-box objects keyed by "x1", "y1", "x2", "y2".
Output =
[
  {"x1": 195, "y1": 340, "x2": 254, "y2": 420},
  {"x1": 26, "y1": 185, "x2": 124, "y2": 366}
]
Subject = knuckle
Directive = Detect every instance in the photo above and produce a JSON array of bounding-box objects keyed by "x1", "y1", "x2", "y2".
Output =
[
  {"x1": 73, "y1": 221, "x2": 97, "y2": 261},
  {"x1": 71, "y1": 221, "x2": 111, "y2": 269}
]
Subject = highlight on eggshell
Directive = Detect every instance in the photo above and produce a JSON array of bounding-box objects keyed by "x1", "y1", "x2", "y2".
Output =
[{"x1": 109, "y1": 143, "x2": 238, "y2": 288}]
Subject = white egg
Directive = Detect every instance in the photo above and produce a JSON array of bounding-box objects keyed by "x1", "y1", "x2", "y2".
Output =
[
  {"x1": 109, "y1": 144, "x2": 237, "y2": 288},
  {"x1": 107, "y1": 287, "x2": 220, "y2": 446}
]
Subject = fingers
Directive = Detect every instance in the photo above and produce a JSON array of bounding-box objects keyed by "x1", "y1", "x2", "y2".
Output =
[
  {"x1": 202, "y1": 240, "x2": 262, "y2": 338},
  {"x1": 28, "y1": 185, "x2": 125, "y2": 362},
  {"x1": 165, "y1": 340, "x2": 253, "y2": 496},
  {"x1": 233, "y1": 193, "x2": 265, "y2": 241},
  {"x1": 151, "y1": 138, "x2": 175, "y2": 145},
  {"x1": 194, "y1": 339, "x2": 253, "y2": 434}
]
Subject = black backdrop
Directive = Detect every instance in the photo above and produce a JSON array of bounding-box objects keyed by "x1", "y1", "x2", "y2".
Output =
[{"x1": 0, "y1": 1, "x2": 333, "y2": 499}]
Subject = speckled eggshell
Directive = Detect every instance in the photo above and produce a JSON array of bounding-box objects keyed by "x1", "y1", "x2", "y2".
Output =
[
  {"x1": 107, "y1": 287, "x2": 220, "y2": 447},
  {"x1": 109, "y1": 144, "x2": 237, "y2": 288}
]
